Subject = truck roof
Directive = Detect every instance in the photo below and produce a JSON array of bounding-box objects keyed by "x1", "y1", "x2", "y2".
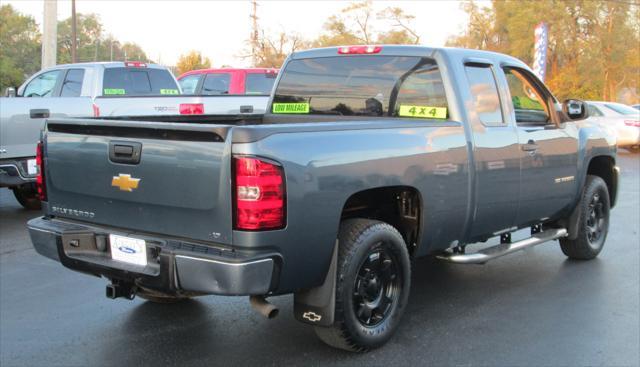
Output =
[
  {"x1": 40, "y1": 61, "x2": 169, "y2": 71},
  {"x1": 290, "y1": 45, "x2": 528, "y2": 69}
]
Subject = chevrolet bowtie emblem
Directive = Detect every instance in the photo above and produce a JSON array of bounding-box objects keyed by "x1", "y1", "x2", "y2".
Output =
[{"x1": 111, "y1": 174, "x2": 141, "y2": 192}]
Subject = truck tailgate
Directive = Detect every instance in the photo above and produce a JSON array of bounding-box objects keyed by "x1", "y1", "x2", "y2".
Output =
[{"x1": 44, "y1": 118, "x2": 233, "y2": 244}]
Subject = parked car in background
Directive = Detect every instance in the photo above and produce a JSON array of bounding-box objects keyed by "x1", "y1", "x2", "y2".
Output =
[
  {"x1": 178, "y1": 68, "x2": 278, "y2": 95},
  {"x1": 587, "y1": 101, "x2": 640, "y2": 152},
  {"x1": 0, "y1": 62, "x2": 267, "y2": 209},
  {"x1": 631, "y1": 104, "x2": 640, "y2": 110}
]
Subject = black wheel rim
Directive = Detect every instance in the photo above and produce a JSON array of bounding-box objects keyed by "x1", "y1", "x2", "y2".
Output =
[
  {"x1": 352, "y1": 242, "x2": 401, "y2": 327},
  {"x1": 586, "y1": 191, "x2": 606, "y2": 246}
]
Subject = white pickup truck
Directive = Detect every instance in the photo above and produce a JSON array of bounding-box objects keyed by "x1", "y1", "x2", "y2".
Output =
[{"x1": 0, "y1": 61, "x2": 268, "y2": 209}]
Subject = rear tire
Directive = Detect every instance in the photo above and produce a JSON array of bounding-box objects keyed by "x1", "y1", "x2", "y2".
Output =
[
  {"x1": 314, "y1": 219, "x2": 411, "y2": 352},
  {"x1": 12, "y1": 184, "x2": 41, "y2": 210},
  {"x1": 560, "y1": 175, "x2": 610, "y2": 260}
]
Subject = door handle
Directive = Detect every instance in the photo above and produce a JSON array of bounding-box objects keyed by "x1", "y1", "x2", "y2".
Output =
[
  {"x1": 521, "y1": 140, "x2": 539, "y2": 152},
  {"x1": 30, "y1": 109, "x2": 50, "y2": 119},
  {"x1": 109, "y1": 141, "x2": 142, "y2": 164}
]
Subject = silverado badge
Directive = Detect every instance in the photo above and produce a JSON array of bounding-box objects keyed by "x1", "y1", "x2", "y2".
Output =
[{"x1": 111, "y1": 174, "x2": 141, "y2": 192}]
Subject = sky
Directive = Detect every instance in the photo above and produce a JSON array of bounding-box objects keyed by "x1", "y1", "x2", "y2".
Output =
[{"x1": 5, "y1": 0, "x2": 471, "y2": 67}]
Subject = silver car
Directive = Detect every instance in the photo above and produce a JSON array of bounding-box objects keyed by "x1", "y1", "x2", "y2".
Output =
[{"x1": 587, "y1": 101, "x2": 640, "y2": 152}]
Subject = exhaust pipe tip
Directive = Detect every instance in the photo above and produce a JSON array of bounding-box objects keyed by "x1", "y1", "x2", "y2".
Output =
[{"x1": 250, "y1": 295, "x2": 279, "y2": 319}]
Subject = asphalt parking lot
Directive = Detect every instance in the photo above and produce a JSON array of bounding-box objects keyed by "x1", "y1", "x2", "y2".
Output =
[{"x1": 1, "y1": 151, "x2": 638, "y2": 367}]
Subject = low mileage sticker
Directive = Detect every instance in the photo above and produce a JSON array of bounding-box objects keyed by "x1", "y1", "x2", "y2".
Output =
[
  {"x1": 398, "y1": 105, "x2": 447, "y2": 119},
  {"x1": 272, "y1": 102, "x2": 310, "y2": 114}
]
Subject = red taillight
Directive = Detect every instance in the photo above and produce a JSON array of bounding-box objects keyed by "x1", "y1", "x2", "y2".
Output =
[
  {"x1": 337, "y1": 45, "x2": 382, "y2": 54},
  {"x1": 124, "y1": 61, "x2": 147, "y2": 68},
  {"x1": 179, "y1": 103, "x2": 204, "y2": 115},
  {"x1": 36, "y1": 141, "x2": 47, "y2": 201},
  {"x1": 234, "y1": 156, "x2": 285, "y2": 230},
  {"x1": 92, "y1": 103, "x2": 100, "y2": 117},
  {"x1": 624, "y1": 120, "x2": 640, "y2": 127}
]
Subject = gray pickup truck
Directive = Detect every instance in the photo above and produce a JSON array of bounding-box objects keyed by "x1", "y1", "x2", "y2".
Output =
[
  {"x1": 28, "y1": 45, "x2": 618, "y2": 352},
  {"x1": 0, "y1": 62, "x2": 268, "y2": 209}
]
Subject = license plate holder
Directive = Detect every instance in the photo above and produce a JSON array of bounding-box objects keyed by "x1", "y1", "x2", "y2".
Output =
[{"x1": 109, "y1": 234, "x2": 147, "y2": 266}]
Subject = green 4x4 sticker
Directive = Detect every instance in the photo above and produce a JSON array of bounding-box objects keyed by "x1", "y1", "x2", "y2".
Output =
[
  {"x1": 160, "y1": 89, "x2": 179, "y2": 95},
  {"x1": 272, "y1": 102, "x2": 310, "y2": 114},
  {"x1": 398, "y1": 105, "x2": 447, "y2": 119}
]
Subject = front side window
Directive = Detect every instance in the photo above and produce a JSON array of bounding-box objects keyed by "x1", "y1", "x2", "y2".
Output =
[
  {"x1": 504, "y1": 68, "x2": 550, "y2": 125},
  {"x1": 245, "y1": 72, "x2": 277, "y2": 95},
  {"x1": 273, "y1": 56, "x2": 449, "y2": 119},
  {"x1": 465, "y1": 65, "x2": 503, "y2": 126},
  {"x1": 60, "y1": 69, "x2": 85, "y2": 97},
  {"x1": 23, "y1": 70, "x2": 61, "y2": 97},
  {"x1": 202, "y1": 73, "x2": 231, "y2": 95},
  {"x1": 179, "y1": 74, "x2": 201, "y2": 94}
]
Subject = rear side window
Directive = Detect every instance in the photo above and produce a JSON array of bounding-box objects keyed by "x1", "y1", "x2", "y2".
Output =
[
  {"x1": 245, "y1": 73, "x2": 277, "y2": 95},
  {"x1": 60, "y1": 69, "x2": 85, "y2": 97},
  {"x1": 273, "y1": 56, "x2": 449, "y2": 119},
  {"x1": 202, "y1": 73, "x2": 230, "y2": 95},
  {"x1": 464, "y1": 65, "x2": 503, "y2": 126},
  {"x1": 102, "y1": 67, "x2": 179, "y2": 96},
  {"x1": 179, "y1": 74, "x2": 201, "y2": 94}
]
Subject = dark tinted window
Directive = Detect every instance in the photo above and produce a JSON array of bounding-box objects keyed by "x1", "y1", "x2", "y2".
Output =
[
  {"x1": 102, "y1": 67, "x2": 179, "y2": 96},
  {"x1": 504, "y1": 68, "x2": 550, "y2": 125},
  {"x1": 23, "y1": 70, "x2": 61, "y2": 97},
  {"x1": 465, "y1": 65, "x2": 503, "y2": 126},
  {"x1": 273, "y1": 56, "x2": 448, "y2": 118},
  {"x1": 202, "y1": 73, "x2": 230, "y2": 95},
  {"x1": 179, "y1": 74, "x2": 201, "y2": 94},
  {"x1": 245, "y1": 73, "x2": 277, "y2": 95},
  {"x1": 60, "y1": 69, "x2": 85, "y2": 97}
]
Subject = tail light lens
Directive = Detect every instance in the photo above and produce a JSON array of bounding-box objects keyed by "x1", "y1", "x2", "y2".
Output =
[
  {"x1": 624, "y1": 120, "x2": 640, "y2": 127},
  {"x1": 234, "y1": 156, "x2": 285, "y2": 230},
  {"x1": 179, "y1": 103, "x2": 204, "y2": 115},
  {"x1": 36, "y1": 141, "x2": 47, "y2": 201},
  {"x1": 124, "y1": 61, "x2": 147, "y2": 68}
]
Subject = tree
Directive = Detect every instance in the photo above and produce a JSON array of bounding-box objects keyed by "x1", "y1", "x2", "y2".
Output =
[
  {"x1": 57, "y1": 13, "x2": 150, "y2": 64},
  {"x1": 176, "y1": 51, "x2": 212, "y2": 75},
  {"x1": 0, "y1": 5, "x2": 41, "y2": 90},
  {"x1": 447, "y1": 0, "x2": 640, "y2": 103}
]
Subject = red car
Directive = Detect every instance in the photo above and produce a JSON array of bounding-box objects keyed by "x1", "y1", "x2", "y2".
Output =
[{"x1": 177, "y1": 68, "x2": 278, "y2": 95}]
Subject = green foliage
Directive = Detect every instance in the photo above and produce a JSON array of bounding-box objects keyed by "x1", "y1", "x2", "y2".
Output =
[
  {"x1": 0, "y1": 5, "x2": 41, "y2": 90},
  {"x1": 448, "y1": 0, "x2": 640, "y2": 103}
]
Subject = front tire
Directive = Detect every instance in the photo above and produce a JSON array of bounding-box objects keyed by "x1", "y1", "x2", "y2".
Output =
[
  {"x1": 560, "y1": 175, "x2": 610, "y2": 260},
  {"x1": 314, "y1": 219, "x2": 411, "y2": 352},
  {"x1": 12, "y1": 184, "x2": 41, "y2": 210}
]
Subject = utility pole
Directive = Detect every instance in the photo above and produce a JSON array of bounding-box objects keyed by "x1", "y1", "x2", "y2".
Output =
[
  {"x1": 250, "y1": 0, "x2": 258, "y2": 66},
  {"x1": 41, "y1": 0, "x2": 57, "y2": 69},
  {"x1": 71, "y1": 0, "x2": 77, "y2": 63}
]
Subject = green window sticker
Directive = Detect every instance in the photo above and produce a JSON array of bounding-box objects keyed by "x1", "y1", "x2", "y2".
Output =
[
  {"x1": 103, "y1": 88, "x2": 125, "y2": 95},
  {"x1": 398, "y1": 105, "x2": 447, "y2": 119},
  {"x1": 272, "y1": 102, "x2": 310, "y2": 114},
  {"x1": 160, "y1": 89, "x2": 179, "y2": 95}
]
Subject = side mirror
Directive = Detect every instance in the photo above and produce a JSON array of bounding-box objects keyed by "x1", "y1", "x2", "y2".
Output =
[
  {"x1": 562, "y1": 99, "x2": 588, "y2": 120},
  {"x1": 4, "y1": 87, "x2": 16, "y2": 98}
]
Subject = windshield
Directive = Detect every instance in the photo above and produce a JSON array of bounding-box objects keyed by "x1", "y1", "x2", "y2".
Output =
[
  {"x1": 603, "y1": 103, "x2": 639, "y2": 116},
  {"x1": 272, "y1": 56, "x2": 449, "y2": 119}
]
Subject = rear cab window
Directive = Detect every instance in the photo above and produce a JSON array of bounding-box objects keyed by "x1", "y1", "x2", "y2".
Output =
[
  {"x1": 202, "y1": 73, "x2": 231, "y2": 95},
  {"x1": 102, "y1": 67, "x2": 179, "y2": 96},
  {"x1": 245, "y1": 72, "x2": 277, "y2": 95},
  {"x1": 272, "y1": 55, "x2": 449, "y2": 119}
]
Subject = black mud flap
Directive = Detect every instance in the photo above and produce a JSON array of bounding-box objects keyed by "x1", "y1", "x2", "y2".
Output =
[{"x1": 293, "y1": 242, "x2": 337, "y2": 327}]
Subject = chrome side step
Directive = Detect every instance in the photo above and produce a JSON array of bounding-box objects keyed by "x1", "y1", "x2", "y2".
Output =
[{"x1": 437, "y1": 228, "x2": 568, "y2": 265}]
